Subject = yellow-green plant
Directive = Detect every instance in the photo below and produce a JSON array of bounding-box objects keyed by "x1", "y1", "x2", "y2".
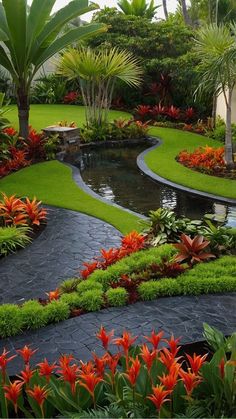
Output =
[{"x1": 57, "y1": 46, "x2": 142, "y2": 126}]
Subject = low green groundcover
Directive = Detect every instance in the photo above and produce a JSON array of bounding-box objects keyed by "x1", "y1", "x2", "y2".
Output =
[{"x1": 0, "y1": 244, "x2": 235, "y2": 339}]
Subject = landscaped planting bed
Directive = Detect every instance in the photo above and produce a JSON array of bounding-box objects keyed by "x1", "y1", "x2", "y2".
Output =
[{"x1": 0, "y1": 207, "x2": 235, "y2": 339}]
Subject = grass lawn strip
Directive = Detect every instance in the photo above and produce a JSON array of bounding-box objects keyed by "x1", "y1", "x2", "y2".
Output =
[
  {"x1": 0, "y1": 161, "x2": 141, "y2": 234},
  {"x1": 146, "y1": 127, "x2": 236, "y2": 200}
]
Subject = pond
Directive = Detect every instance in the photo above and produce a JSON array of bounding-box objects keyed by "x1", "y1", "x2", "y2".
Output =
[{"x1": 66, "y1": 141, "x2": 236, "y2": 226}]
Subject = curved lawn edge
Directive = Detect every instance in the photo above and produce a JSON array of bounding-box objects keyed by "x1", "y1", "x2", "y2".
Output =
[
  {"x1": 0, "y1": 161, "x2": 142, "y2": 234},
  {"x1": 145, "y1": 127, "x2": 236, "y2": 202}
]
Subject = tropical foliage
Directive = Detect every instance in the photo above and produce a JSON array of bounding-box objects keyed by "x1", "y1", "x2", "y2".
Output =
[
  {"x1": 57, "y1": 47, "x2": 142, "y2": 126},
  {"x1": 0, "y1": 0, "x2": 105, "y2": 137},
  {"x1": 0, "y1": 324, "x2": 235, "y2": 418},
  {"x1": 118, "y1": 0, "x2": 160, "y2": 19},
  {"x1": 177, "y1": 145, "x2": 225, "y2": 173}
]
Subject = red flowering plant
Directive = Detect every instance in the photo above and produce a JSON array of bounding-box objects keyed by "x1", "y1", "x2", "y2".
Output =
[
  {"x1": 80, "y1": 231, "x2": 146, "y2": 279},
  {"x1": 177, "y1": 145, "x2": 225, "y2": 174},
  {"x1": 63, "y1": 91, "x2": 79, "y2": 104},
  {"x1": 0, "y1": 193, "x2": 47, "y2": 228},
  {"x1": 0, "y1": 324, "x2": 234, "y2": 418}
]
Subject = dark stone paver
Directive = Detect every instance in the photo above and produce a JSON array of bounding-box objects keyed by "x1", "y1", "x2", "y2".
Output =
[
  {"x1": 1, "y1": 292, "x2": 236, "y2": 375},
  {"x1": 0, "y1": 206, "x2": 121, "y2": 304}
]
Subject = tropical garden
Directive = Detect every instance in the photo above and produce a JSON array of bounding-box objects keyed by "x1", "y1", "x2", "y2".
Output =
[{"x1": 0, "y1": 0, "x2": 236, "y2": 417}]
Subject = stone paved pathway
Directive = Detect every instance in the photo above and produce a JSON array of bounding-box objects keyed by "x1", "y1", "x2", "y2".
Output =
[
  {"x1": 0, "y1": 206, "x2": 121, "y2": 304},
  {"x1": 1, "y1": 292, "x2": 236, "y2": 375}
]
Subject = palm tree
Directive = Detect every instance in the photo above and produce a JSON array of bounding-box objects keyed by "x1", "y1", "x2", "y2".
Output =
[
  {"x1": 0, "y1": 0, "x2": 106, "y2": 138},
  {"x1": 162, "y1": 0, "x2": 169, "y2": 19},
  {"x1": 179, "y1": 0, "x2": 192, "y2": 25},
  {"x1": 117, "y1": 0, "x2": 160, "y2": 19},
  {"x1": 57, "y1": 47, "x2": 142, "y2": 126},
  {"x1": 195, "y1": 24, "x2": 236, "y2": 168}
]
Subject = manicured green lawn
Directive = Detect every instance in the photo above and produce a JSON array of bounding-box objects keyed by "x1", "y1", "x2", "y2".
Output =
[
  {"x1": 146, "y1": 127, "x2": 236, "y2": 200},
  {"x1": 0, "y1": 161, "x2": 141, "y2": 234},
  {"x1": 8, "y1": 104, "x2": 131, "y2": 131}
]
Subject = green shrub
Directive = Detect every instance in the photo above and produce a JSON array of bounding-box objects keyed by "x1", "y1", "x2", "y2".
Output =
[
  {"x1": 77, "y1": 279, "x2": 103, "y2": 293},
  {"x1": 60, "y1": 278, "x2": 81, "y2": 294},
  {"x1": 0, "y1": 226, "x2": 31, "y2": 256},
  {"x1": 106, "y1": 287, "x2": 128, "y2": 307},
  {"x1": 44, "y1": 300, "x2": 70, "y2": 323},
  {"x1": 0, "y1": 304, "x2": 23, "y2": 337},
  {"x1": 20, "y1": 300, "x2": 47, "y2": 330},
  {"x1": 60, "y1": 292, "x2": 82, "y2": 309},
  {"x1": 138, "y1": 279, "x2": 181, "y2": 301},
  {"x1": 78, "y1": 290, "x2": 104, "y2": 312},
  {"x1": 89, "y1": 245, "x2": 176, "y2": 289}
]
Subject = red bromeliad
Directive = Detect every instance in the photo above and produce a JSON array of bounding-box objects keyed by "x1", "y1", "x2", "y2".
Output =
[
  {"x1": 96, "y1": 326, "x2": 114, "y2": 350},
  {"x1": 174, "y1": 234, "x2": 215, "y2": 266},
  {"x1": 0, "y1": 349, "x2": 16, "y2": 381},
  {"x1": 58, "y1": 363, "x2": 79, "y2": 395},
  {"x1": 186, "y1": 353, "x2": 208, "y2": 374},
  {"x1": 18, "y1": 365, "x2": 35, "y2": 385},
  {"x1": 37, "y1": 359, "x2": 57, "y2": 382},
  {"x1": 22, "y1": 197, "x2": 47, "y2": 226},
  {"x1": 179, "y1": 369, "x2": 202, "y2": 396},
  {"x1": 147, "y1": 385, "x2": 172, "y2": 412},
  {"x1": 79, "y1": 372, "x2": 103, "y2": 404},
  {"x1": 17, "y1": 346, "x2": 38, "y2": 365},
  {"x1": 27, "y1": 385, "x2": 49, "y2": 415},
  {"x1": 4, "y1": 381, "x2": 23, "y2": 414},
  {"x1": 46, "y1": 288, "x2": 60, "y2": 302},
  {"x1": 144, "y1": 330, "x2": 164, "y2": 350},
  {"x1": 113, "y1": 331, "x2": 138, "y2": 356},
  {"x1": 140, "y1": 344, "x2": 157, "y2": 372},
  {"x1": 124, "y1": 356, "x2": 141, "y2": 387}
]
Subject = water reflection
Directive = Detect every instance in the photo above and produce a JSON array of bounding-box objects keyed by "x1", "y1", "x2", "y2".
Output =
[{"x1": 66, "y1": 142, "x2": 236, "y2": 226}]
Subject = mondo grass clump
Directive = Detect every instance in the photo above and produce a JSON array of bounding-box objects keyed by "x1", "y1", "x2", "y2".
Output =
[{"x1": 106, "y1": 287, "x2": 129, "y2": 307}]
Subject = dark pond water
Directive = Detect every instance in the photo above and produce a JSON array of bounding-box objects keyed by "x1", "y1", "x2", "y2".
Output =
[{"x1": 66, "y1": 141, "x2": 236, "y2": 226}]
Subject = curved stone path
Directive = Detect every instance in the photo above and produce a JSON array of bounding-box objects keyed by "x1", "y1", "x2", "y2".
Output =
[
  {"x1": 0, "y1": 206, "x2": 121, "y2": 304},
  {"x1": 1, "y1": 292, "x2": 236, "y2": 375}
]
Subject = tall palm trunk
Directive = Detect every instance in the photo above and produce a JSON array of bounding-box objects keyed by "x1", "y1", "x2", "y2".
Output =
[
  {"x1": 180, "y1": 0, "x2": 192, "y2": 26},
  {"x1": 17, "y1": 84, "x2": 30, "y2": 139},
  {"x1": 225, "y1": 88, "x2": 234, "y2": 168},
  {"x1": 162, "y1": 0, "x2": 168, "y2": 19}
]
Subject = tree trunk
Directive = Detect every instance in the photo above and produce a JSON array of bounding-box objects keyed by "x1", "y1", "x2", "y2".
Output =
[
  {"x1": 180, "y1": 0, "x2": 192, "y2": 26},
  {"x1": 212, "y1": 93, "x2": 217, "y2": 129},
  {"x1": 17, "y1": 87, "x2": 30, "y2": 139},
  {"x1": 225, "y1": 88, "x2": 234, "y2": 168},
  {"x1": 162, "y1": 0, "x2": 168, "y2": 20}
]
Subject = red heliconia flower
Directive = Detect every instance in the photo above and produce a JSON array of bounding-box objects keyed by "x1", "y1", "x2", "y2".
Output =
[
  {"x1": 166, "y1": 334, "x2": 181, "y2": 357},
  {"x1": 59, "y1": 354, "x2": 75, "y2": 368},
  {"x1": 46, "y1": 288, "x2": 60, "y2": 302},
  {"x1": 113, "y1": 331, "x2": 138, "y2": 355},
  {"x1": 79, "y1": 372, "x2": 103, "y2": 399},
  {"x1": 179, "y1": 369, "x2": 202, "y2": 396},
  {"x1": 140, "y1": 344, "x2": 157, "y2": 371},
  {"x1": 37, "y1": 358, "x2": 57, "y2": 382},
  {"x1": 159, "y1": 366, "x2": 179, "y2": 391},
  {"x1": 104, "y1": 353, "x2": 120, "y2": 376},
  {"x1": 96, "y1": 326, "x2": 114, "y2": 350},
  {"x1": 4, "y1": 380, "x2": 23, "y2": 414},
  {"x1": 18, "y1": 365, "x2": 35, "y2": 384},
  {"x1": 0, "y1": 349, "x2": 16, "y2": 378},
  {"x1": 159, "y1": 348, "x2": 181, "y2": 371},
  {"x1": 144, "y1": 330, "x2": 164, "y2": 350},
  {"x1": 219, "y1": 357, "x2": 225, "y2": 379},
  {"x1": 124, "y1": 356, "x2": 141, "y2": 387},
  {"x1": 186, "y1": 353, "x2": 207, "y2": 374},
  {"x1": 93, "y1": 353, "x2": 106, "y2": 378},
  {"x1": 80, "y1": 360, "x2": 95, "y2": 374},
  {"x1": 27, "y1": 385, "x2": 49, "y2": 407},
  {"x1": 80, "y1": 261, "x2": 99, "y2": 279},
  {"x1": 17, "y1": 346, "x2": 38, "y2": 365},
  {"x1": 58, "y1": 363, "x2": 79, "y2": 395},
  {"x1": 147, "y1": 385, "x2": 172, "y2": 412}
]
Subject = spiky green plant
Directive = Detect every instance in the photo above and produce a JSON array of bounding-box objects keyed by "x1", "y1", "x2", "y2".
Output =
[
  {"x1": 0, "y1": 226, "x2": 31, "y2": 256},
  {"x1": 118, "y1": 0, "x2": 160, "y2": 19}
]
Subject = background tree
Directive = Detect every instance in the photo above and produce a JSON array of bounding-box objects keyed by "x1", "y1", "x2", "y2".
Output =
[
  {"x1": 195, "y1": 24, "x2": 236, "y2": 167},
  {"x1": 117, "y1": 0, "x2": 160, "y2": 19},
  {"x1": 162, "y1": 0, "x2": 169, "y2": 20},
  {"x1": 187, "y1": 0, "x2": 236, "y2": 26},
  {"x1": 57, "y1": 47, "x2": 142, "y2": 125},
  {"x1": 0, "y1": 0, "x2": 106, "y2": 138},
  {"x1": 179, "y1": 0, "x2": 192, "y2": 25}
]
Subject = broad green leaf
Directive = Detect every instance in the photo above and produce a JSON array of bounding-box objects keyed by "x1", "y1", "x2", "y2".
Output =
[
  {"x1": 26, "y1": 0, "x2": 56, "y2": 51},
  {"x1": 0, "y1": 46, "x2": 18, "y2": 81},
  {"x1": 34, "y1": 0, "x2": 99, "y2": 51},
  {"x1": 2, "y1": 0, "x2": 27, "y2": 74},
  {"x1": 32, "y1": 24, "x2": 107, "y2": 70}
]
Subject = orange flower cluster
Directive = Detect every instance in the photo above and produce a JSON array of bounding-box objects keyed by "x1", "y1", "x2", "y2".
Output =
[
  {"x1": 0, "y1": 193, "x2": 47, "y2": 227},
  {"x1": 80, "y1": 231, "x2": 146, "y2": 278},
  {"x1": 0, "y1": 327, "x2": 234, "y2": 418},
  {"x1": 178, "y1": 145, "x2": 225, "y2": 172}
]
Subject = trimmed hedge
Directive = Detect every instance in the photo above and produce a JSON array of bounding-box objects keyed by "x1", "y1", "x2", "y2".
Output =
[
  {"x1": 106, "y1": 287, "x2": 128, "y2": 307},
  {"x1": 138, "y1": 256, "x2": 236, "y2": 301}
]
